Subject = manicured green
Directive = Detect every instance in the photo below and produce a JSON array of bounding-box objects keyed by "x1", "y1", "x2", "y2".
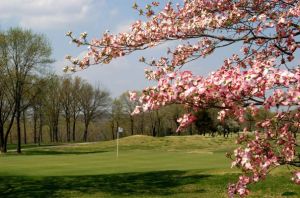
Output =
[{"x1": 0, "y1": 135, "x2": 299, "y2": 198}]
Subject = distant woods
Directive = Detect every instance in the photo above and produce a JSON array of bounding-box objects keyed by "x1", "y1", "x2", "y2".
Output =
[
  {"x1": 0, "y1": 28, "x2": 273, "y2": 154},
  {"x1": 0, "y1": 28, "x2": 110, "y2": 153}
]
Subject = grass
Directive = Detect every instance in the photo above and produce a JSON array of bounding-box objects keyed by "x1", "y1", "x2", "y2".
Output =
[{"x1": 0, "y1": 135, "x2": 299, "y2": 197}]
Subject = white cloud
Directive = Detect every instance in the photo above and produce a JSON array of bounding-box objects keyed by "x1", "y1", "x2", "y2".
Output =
[{"x1": 0, "y1": 0, "x2": 106, "y2": 29}]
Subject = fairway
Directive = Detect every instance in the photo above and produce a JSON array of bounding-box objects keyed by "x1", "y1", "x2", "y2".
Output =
[{"x1": 0, "y1": 135, "x2": 299, "y2": 198}]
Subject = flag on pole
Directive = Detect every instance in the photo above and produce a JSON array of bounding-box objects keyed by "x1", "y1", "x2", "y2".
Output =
[
  {"x1": 116, "y1": 127, "x2": 123, "y2": 159},
  {"x1": 118, "y1": 127, "x2": 123, "y2": 133}
]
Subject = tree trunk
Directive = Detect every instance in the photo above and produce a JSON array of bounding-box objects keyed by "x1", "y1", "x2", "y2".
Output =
[
  {"x1": 0, "y1": 141, "x2": 7, "y2": 153},
  {"x1": 22, "y1": 110, "x2": 27, "y2": 144},
  {"x1": 4, "y1": 129, "x2": 11, "y2": 153},
  {"x1": 152, "y1": 125, "x2": 156, "y2": 137},
  {"x1": 130, "y1": 117, "x2": 134, "y2": 135},
  {"x1": 50, "y1": 114, "x2": 59, "y2": 143},
  {"x1": 54, "y1": 120, "x2": 59, "y2": 142},
  {"x1": 72, "y1": 114, "x2": 76, "y2": 142},
  {"x1": 140, "y1": 114, "x2": 144, "y2": 135},
  {"x1": 0, "y1": 127, "x2": 5, "y2": 153},
  {"x1": 38, "y1": 112, "x2": 43, "y2": 146},
  {"x1": 16, "y1": 82, "x2": 22, "y2": 153},
  {"x1": 56, "y1": 115, "x2": 59, "y2": 142},
  {"x1": 49, "y1": 125, "x2": 53, "y2": 142},
  {"x1": 1, "y1": 144, "x2": 7, "y2": 153},
  {"x1": 33, "y1": 110, "x2": 37, "y2": 144},
  {"x1": 83, "y1": 123, "x2": 89, "y2": 142},
  {"x1": 5, "y1": 100, "x2": 18, "y2": 147},
  {"x1": 111, "y1": 120, "x2": 115, "y2": 140},
  {"x1": 9, "y1": 130, "x2": 12, "y2": 144},
  {"x1": 16, "y1": 109, "x2": 22, "y2": 153},
  {"x1": 66, "y1": 117, "x2": 70, "y2": 142}
]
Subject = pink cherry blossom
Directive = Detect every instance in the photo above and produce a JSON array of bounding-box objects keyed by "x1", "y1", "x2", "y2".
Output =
[
  {"x1": 292, "y1": 171, "x2": 300, "y2": 185},
  {"x1": 68, "y1": 0, "x2": 300, "y2": 196},
  {"x1": 128, "y1": 91, "x2": 137, "y2": 101}
]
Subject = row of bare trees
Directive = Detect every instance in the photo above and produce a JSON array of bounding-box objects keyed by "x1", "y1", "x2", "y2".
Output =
[
  {"x1": 0, "y1": 28, "x2": 111, "y2": 153},
  {"x1": 0, "y1": 72, "x2": 111, "y2": 153},
  {"x1": 30, "y1": 75, "x2": 110, "y2": 144}
]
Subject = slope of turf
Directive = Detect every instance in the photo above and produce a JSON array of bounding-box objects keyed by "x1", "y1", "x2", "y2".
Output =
[{"x1": 0, "y1": 135, "x2": 299, "y2": 198}]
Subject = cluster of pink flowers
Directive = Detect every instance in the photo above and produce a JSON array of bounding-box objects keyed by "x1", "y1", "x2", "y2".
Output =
[
  {"x1": 176, "y1": 113, "x2": 197, "y2": 132},
  {"x1": 229, "y1": 109, "x2": 300, "y2": 196},
  {"x1": 292, "y1": 171, "x2": 300, "y2": 184},
  {"x1": 68, "y1": 0, "x2": 300, "y2": 197},
  {"x1": 228, "y1": 175, "x2": 251, "y2": 197}
]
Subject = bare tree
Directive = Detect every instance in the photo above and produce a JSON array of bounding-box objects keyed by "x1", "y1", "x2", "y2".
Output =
[
  {"x1": 44, "y1": 75, "x2": 61, "y2": 143},
  {"x1": 70, "y1": 77, "x2": 83, "y2": 142},
  {"x1": 28, "y1": 76, "x2": 52, "y2": 144},
  {"x1": 79, "y1": 83, "x2": 110, "y2": 142},
  {"x1": 119, "y1": 92, "x2": 137, "y2": 135},
  {"x1": 61, "y1": 77, "x2": 72, "y2": 142},
  {"x1": 110, "y1": 99, "x2": 123, "y2": 139},
  {"x1": 0, "y1": 73, "x2": 15, "y2": 153},
  {"x1": 2, "y1": 28, "x2": 52, "y2": 153}
]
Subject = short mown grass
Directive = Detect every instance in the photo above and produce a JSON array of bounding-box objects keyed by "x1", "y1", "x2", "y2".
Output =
[{"x1": 0, "y1": 135, "x2": 299, "y2": 197}]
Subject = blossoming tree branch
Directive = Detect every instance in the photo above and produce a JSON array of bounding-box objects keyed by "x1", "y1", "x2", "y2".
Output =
[{"x1": 66, "y1": 0, "x2": 300, "y2": 197}]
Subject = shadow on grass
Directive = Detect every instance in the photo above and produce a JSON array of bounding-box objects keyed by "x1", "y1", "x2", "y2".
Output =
[
  {"x1": 7, "y1": 144, "x2": 62, "y2": 151},
  {"x1": 282, "y1": 191, "x2": 298, "y2": 196},
  {"x1": 0, "y1": 170, "x2": 209, "y2": 198},
  {"x1": 1, "y1": 171, "x2": 299, "y2": 198},
  {"x1": 23, "y1": 150, "x2": 109, "y2": 155}
]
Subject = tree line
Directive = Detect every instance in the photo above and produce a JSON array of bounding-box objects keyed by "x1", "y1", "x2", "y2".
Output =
[
  {"x1": 0, "y1": 28, "x2": 112, "y2": 153},
  {"x1": 0, "y1": 28, "x2": 273, "y2": 154}
]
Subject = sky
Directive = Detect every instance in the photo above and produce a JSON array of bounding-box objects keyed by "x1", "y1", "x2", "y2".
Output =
[{"x1": 0, "y1": 0, "x2": 233, "y2": 98}]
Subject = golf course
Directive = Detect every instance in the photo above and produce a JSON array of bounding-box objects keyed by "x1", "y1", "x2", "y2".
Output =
[{"x1": 0, "y1": 135, "x2": 299, "y2": 198}]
